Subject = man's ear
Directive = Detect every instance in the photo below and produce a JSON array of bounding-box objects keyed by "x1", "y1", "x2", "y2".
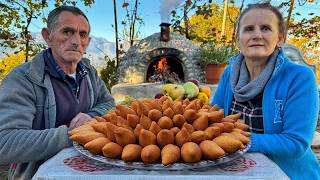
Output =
[{"x1": 41, "y1": 28, "x2": 50, "y2": 44}]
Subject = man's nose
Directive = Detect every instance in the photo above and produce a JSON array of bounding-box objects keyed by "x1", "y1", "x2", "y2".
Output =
[{"x1": 70, "y1": 33, "x2": 81, "y2": 46}]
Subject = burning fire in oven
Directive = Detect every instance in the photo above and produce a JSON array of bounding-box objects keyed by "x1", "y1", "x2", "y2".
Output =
[
  {"x1": 154, "y1": 56, "x2": 168, "y2": 70},
  {"x1": 149, "y1": 56, "x2": 180, "y2": 83}
]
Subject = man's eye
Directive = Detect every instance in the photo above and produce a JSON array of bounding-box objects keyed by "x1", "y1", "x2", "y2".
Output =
[
  {"x1": 63, "y1": 30, "x2": 72, "y2": 36},
  {"x1": 80, "y1": 32, "x2": 88, "y2": 38}
]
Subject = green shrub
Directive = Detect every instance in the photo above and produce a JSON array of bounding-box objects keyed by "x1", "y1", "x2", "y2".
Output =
[
  {"x1": 199, "y1": 42, "x2": 238, "y2": 69},
  {"x1": 100, "y1": 57, "x2": 117, "y2": 91}
]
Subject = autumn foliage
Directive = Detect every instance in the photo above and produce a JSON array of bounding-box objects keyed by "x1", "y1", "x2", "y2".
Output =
[{"x1": 0, "y1": 51, "x2": 26, "y2": 80}]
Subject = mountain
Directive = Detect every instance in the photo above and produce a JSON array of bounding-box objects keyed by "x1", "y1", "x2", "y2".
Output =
[{"x1": 1, "y1": 32, "x2": 116, "y2": 69}]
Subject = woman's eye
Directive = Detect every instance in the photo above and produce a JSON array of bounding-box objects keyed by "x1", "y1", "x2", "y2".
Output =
[
  {"x1": 262, "y1": 26, "x2": 270, "y2": 31},
  {"x1": 244, "y1": 27, "x2": 253, "y2": 31}
]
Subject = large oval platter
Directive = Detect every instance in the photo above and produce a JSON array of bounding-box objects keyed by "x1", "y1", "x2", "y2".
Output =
[{"x1": 73, "y1": 141, "x2": 251, "y2": 170}]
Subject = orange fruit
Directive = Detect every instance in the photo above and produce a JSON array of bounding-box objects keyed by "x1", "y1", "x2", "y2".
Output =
[{"x1": 199, "y1": 86, "x2": 211, "y2": 97}]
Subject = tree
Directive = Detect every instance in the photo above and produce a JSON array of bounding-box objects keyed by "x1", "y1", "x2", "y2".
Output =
[
  {"x1": 279, "y1": 0, "x2": 320, "y2": 82},
  {"x1": 119, "y1": 0, "x2": 143, "y2": 47},
  {"x1": 0, "y1": 51, "x2": 26, "y2": 80},
  {"x1": 172, "y1": 2, "x2": 239, "y2": 45},
  {"x1": 0, "y1": 0, "x2": 95, "y2": 62},
  {"x1": 100, "y1": 57, "x2": 118, "y2": 91}
]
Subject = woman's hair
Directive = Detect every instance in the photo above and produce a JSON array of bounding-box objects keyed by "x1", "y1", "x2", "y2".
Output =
[{"x1": 236, "y1": 3, "x2": 285, "y2": 36}]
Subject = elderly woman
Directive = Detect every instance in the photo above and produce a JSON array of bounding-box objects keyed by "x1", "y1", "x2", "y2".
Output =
[{"x1": 211, "y1": 3, "x2": 319, "y2": 179}]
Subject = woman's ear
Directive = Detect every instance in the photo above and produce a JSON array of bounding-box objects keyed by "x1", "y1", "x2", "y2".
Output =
[
  {"x1": 41, "y1": 28, "x2": 50, "y2": 44},
  {"x1": 235, "y1": 35, "x2": 241, "y2": 51},
  {"x1": 277, "y1": 33, "x2": 285, "y2": 48}
]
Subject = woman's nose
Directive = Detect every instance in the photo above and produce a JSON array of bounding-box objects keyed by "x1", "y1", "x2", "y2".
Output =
[{"x1": 252, "y1": 29, "x2": 262, "y2": 40}]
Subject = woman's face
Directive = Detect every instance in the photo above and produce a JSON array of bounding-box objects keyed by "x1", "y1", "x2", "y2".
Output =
[{"x1": 236, "y1": 9, "x2": 283, "y2": 61}]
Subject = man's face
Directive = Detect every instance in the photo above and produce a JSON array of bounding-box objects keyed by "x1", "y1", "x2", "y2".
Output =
[{"x1": 46, "y1": 11, "x2": 90, "y2": 65}]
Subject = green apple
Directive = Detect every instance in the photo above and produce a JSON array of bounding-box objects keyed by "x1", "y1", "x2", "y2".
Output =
[
  {"x1": 162, "y1": 84, "x2": 174, "y2": 96},
  {"x1": 169, "y1": 84, "x2": 185, "y2": 100},
  {"x1": 183, "y1": 82, "x2": 199, "y2": 99}
]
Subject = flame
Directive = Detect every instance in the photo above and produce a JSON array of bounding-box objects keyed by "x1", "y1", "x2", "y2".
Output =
[{"x1": 154, "y1": 56, "x2": 168, "y2": 70}]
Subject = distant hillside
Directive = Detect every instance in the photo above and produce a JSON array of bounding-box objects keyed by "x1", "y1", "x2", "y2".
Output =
[{"x1": 1, "y1": 32, "x2": 116, "y2": 69}]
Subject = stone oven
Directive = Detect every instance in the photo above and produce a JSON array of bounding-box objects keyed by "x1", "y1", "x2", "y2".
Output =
[{"x1": 117, "y1": 24, "x2": 204, "y2": 84}]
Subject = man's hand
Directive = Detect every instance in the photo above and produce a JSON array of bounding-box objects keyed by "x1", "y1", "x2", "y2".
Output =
[{"x1": 69, "y1": 112, "x2": 92, "y2": 129}]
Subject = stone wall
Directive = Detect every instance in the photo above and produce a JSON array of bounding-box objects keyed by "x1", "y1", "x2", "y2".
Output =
[{"x1": 117, "y1": 32, "x2": 205, "y2": 84}]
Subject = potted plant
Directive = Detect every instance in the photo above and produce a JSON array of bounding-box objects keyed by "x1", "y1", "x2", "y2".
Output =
[{"x1": 199, "y1": 42, "x2": 238, "y2": 84}]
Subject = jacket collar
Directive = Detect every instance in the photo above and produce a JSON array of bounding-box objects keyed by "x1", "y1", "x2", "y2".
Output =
[
  {"x1": 24, "y1": 49, "x2": 91, "y2": 86},
  {"x1": 229, "y1": 48, "x2": 288, "y2": 78}
]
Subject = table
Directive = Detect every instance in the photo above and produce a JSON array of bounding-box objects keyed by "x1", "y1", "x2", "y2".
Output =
[{"x1": 32, "y1": 147, "x2": 289, "y2": 180}]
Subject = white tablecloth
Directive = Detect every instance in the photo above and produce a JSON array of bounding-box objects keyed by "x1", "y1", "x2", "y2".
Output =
[{"x1": 32, "y1": 147, "x2": 289, "y2": 180}]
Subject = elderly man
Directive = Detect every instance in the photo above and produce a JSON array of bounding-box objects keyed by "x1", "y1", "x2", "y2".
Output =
[{"x1": 0, "y1": 6, "x2": 115, "y2": 180}]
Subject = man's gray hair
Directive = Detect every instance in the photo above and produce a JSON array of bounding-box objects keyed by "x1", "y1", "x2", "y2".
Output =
[{"x1": 47, "y1": 5, "x2": 90, "y2": 33}]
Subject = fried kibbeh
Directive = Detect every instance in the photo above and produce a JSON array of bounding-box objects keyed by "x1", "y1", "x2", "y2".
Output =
[
  {"x1": 222, "y1": 122, "x2": 235, "y2": 133},
  {"x1": 157, "y1": 129, "x2": 175, "y2": 147},
  {"x1": 139, "y1": 129, "x2": 157, "y2": 147},
  {"x1": 102, "y1": 112, "x2": 118, "y2": 124},
  {"x1": 183, "y1": 109, "x2": 198, "y2": 123},
  {"x1": 234, "y1": 122, "x2": 250, "y2": 131},
  {"x1": 84, "y1": 137, "x2": 111, "y2": 154},
  {"x1": 161, "y1": 144, "x2": 180, "y2": 165},
  {"x1": 158, "y1": 116, "x2": 173, "y2": 129},
  {"x1": 191, "y1": 131, "x2": 208, "y2": 144},
  {"x1": 91, "y1": 122, "x2": 108, "y2": 135},
  {"x1": 175, "y1": 127, "x2": 191, "y2": 147},
  {"x1": 192, "y1": 115, "x2": 208, "y2": 131},
  {"x1": 68, "y1": 124, "x2": 94, "y2": 136},
  {"x1": 232, "y1": 128, "x2": 251, "y2": 137},
  {"x1": 121, "y1": 144, "x2": 142, "y2": 162},
  {"x1": 149, "y1": 121, "x2": 162, "y2": 135},
  {"x1": 72, "y1": 98, "x2": 251, "y2": 165},
  {"x1": 140, "y1": 114, "x2": 152, "y2": 129},
  {"x1": 226, "y1": 113, "x2": 241, "y2": 120},
  {"x1": 213, "y1": 135, "x2": 242, "y2": 154},
  {"x1": 172, "y1": 101, "x2": 184, "y2": 115},
  {"x1": 105, "y1": 122, "x2": 117, "y2": 142},
  {"x1": 209, "y1": 104, "x2": 219, "y2": 112},
  {"x1": 148, "y1": 109, "x2": 162, "y2": 122},
  {"x1": 199, "y1": 140, "x2": 225, "y2": 160},
  {"x1": 172, "y1": 114, "x2": 186, "y2": 127},
  {"x1": 134, "y1": 124, "x2": 144, "y2": 139},
  {"x1": 163, "y1": 107, "x2": 175, "y2": 119},
  {"x1": 181, "y1": 142, "x2": 202, "y2": 163},
  {"x1": 102, "y1": 142, "x2": 123, "y2": 159},
  {"x1": 70, "y1": 131, "x2": 106, "y2": 145},
  {"x1": 230, "y1": 131, "x2": 250, "y2": 144},
  {"x1": 114, "y1": 127, "x2": 136, "y2": 146},
  {"x1": 116, "y1": 104, "x2": 136, "y2": 119},
  {"x1": 207, "y1": 110, "x2": 224, "y2": 123},
  {"x1": 127, "y1": 114, "x2": 140, "y2": 129},
  {"x1": 141, "y1": 144, "x2": 161, "y2": 164},
  {"x1": 204, "y1": 126, "x2": 221, "y2": 139},
  {"x1": 170, "y1": 127, "x2": 180, "y2": 135},
  {"x1": 221, "y1": 117, "x2": 236, "y2": 123}
]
